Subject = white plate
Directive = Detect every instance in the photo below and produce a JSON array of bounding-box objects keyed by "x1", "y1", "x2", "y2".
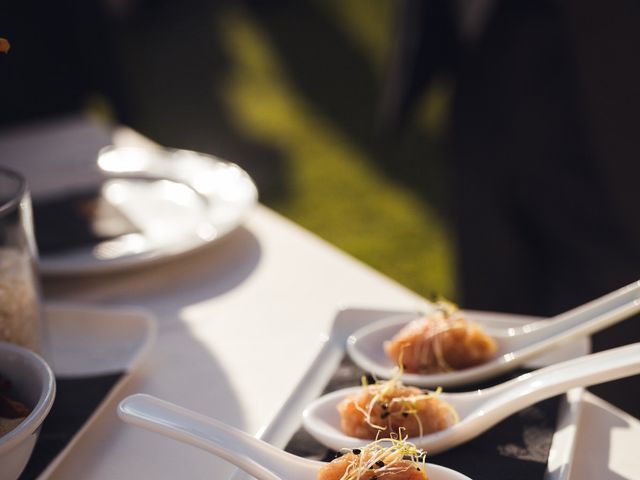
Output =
[
  {"x1": 226, "y1": 308, "x2": 589, "y2": 480},
  {"x1": 0, "y1": 118, "x2": 258, "y2": 276},
  {"x1": 36, "y1": 146, "x2": 258, "y2": 276},
  {"x1": 36, "y1": 303, "x2": 156, "y2": 478}
]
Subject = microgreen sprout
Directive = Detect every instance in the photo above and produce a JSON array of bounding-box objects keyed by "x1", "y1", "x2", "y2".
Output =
[{"x1": 337, "y1": 432, "x2": 428, "y2": 480}]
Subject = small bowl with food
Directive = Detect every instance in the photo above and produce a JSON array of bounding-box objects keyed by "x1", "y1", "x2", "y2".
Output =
[{"x1": 0, "y1": 342, "x2": 56, "y2": 480}]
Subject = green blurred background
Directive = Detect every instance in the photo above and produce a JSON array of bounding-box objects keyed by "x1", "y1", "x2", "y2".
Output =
[
  {"x1": 114, "y1": 0, "x2": 456, "y2": 298},
  {"x1": 5, "y1": 0, "x2": 457, "y2": 299}
]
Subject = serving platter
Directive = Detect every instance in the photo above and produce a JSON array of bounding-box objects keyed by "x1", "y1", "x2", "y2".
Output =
[
  {"x1": 35, "y1": 146, "x2": 258, "y2": 276},
  {"x1": 0, "y1": 117, "x2": 258, "y2": 276},
  {"x1": 21, "y1": 303, "x2": 156, "y2": 479},
  {"x1": 226, "y1": 308, "x2": 589, "y2": 480}
]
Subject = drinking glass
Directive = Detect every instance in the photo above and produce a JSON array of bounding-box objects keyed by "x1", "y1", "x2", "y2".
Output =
[{"x1": 0, "y1": 167, "x2": 43, "y2": 353}]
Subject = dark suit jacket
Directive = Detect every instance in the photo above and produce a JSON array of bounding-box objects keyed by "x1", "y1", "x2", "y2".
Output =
[{"x1": 382, "y1": 0, "x2": 640, "y2": 417}]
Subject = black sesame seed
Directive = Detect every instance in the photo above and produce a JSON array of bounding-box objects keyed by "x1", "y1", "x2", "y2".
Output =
[
  {"x1": 376, "y1": 460, "x2": 385, "y2": 467},
  {"x1": 352, "y1": 449, "x2": 361, "y2": 455},
  {"x1": 380, "y1": 411, "x2": 390, "y2": 419},
  {"x1": 402, "y1": 412, "x2": 409, "y2": 417}
]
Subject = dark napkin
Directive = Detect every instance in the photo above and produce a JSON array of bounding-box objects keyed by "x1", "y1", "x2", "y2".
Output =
[
  {"x1": 285, "y1": 355, "x2": 560, "y2": 480},
  {"x1": 19, "y1": 373, "x2": 123, "y2": 480},
  {"x1": 33, "y1": 190, "x2": 139, "y2": 255}
]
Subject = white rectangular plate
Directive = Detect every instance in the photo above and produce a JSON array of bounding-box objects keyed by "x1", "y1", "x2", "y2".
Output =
[
  {"x1": 35, "y1": 303, "x2": 156, "y2": 479},
  {"x1": 227, "y1": 307, "x2": 589, "y2": 480}
]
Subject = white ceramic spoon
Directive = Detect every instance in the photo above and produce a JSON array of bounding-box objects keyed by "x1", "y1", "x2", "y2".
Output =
[
  {"x1": 118, "y1": 394, "x2": 471, "y2": 480},
  {"x1": 304, "y1": 342, "x2": 640, "y2": 455},
  {"x1": 348, "y1": 280, "x2": 640, "y2": 387}
]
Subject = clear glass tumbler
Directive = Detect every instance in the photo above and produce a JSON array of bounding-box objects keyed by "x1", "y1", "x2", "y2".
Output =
[{"x1": 0, "y1": 167, "x2": 43, "y2": 353}]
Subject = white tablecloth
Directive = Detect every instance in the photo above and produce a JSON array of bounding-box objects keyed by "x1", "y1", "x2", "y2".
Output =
[
  {"x1": 1, "y1": 116, "x2": 638, "y2": 479},
  {"x1": 41, "y1": 203, "x2": 427, "y2": 479}
]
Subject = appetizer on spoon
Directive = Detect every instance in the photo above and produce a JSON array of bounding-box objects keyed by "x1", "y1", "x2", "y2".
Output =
[
  {"x1": 348, "y1": 280, "x2": 640, "y2": 387},
  {"x1": 118, "y1": 394, "x2": 471, "y2": 480},
  {"x1": 338, "y1": 370, "x2": 457, "y2": 440},
  {"x1": 304, "y1": 343, "x2": 640, "y2": 454},
  {"x1": 318, "y1": 435, "x2": 435, "y2": 480},
  {"x1": 383, "y1": 299, "x2": 497, "y2": 375}
]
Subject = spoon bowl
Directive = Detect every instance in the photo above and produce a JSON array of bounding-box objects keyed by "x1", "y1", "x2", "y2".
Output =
[
  {"x1": 304, "y1": 343, "x2": 640, "y2": 454},
  {"x1": 348, "y1": 280, "x2": 640, "y2": 387},
  {"x1": 118, "y1": 394, "x2": 472, "y2": 480}
]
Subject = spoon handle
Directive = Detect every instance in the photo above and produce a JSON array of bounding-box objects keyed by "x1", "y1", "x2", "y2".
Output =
[
  {"x1": 482, "y1": 343, "x2": 640, "y2": 422},
  {"x1": 513, "y1": 280, "x2": 640, "y2": 348},
  {"x1": 118, "y1": 394, "x2": 314, "y2": 480}
]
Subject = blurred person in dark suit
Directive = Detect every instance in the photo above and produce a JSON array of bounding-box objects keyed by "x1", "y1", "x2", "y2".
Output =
[{"x1": 381, "y1": 0, "x2": 640, "y2": 416}]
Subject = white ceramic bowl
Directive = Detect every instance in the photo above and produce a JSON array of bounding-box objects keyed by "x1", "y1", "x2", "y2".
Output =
[{"x1": 0, "y1": 342, "x2": 56, "y2": 480}]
